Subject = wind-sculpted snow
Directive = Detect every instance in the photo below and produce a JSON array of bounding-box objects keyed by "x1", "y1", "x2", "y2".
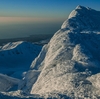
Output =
[
  {"x1": 30, "y1": 30, "x2": 100, "y2": 98},
  {"x1": 3, "y1": 5, "x2": 100, "y2": 99},
  {"x1": 30, "y1": 44, "x2": 48, "y2": 70},
  {"x1": 0, "y1": 90, "x2": 42, "y2": 99},
  {"x1": 61, "y1": 5, "x2": 100, "y2": 31},
  {"x1": 24, "y1": 6, "x2": 100, "y2": 98},
  {"x1": 18, "y1": 44, "x2": 48, "y2": 94},
  {"x1": 18, "y1": 70, "x2": 41, "y2": 94},
  {"x1": 0, "y1": 41, "x2": 42, "y2": 78}
]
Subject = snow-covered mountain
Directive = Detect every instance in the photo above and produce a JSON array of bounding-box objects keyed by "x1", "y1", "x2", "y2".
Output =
[
  {"x1": 18, "y1": 5, "x2": 100, "y2": 98},
  {"x1": 61, "y1": 5, "x2": 100, "y2": 31},
  {"x1": 0, "y1": 41, "x2": 42, "y2": 78},
  {"x1": 0, "y1": 73, "x2": 20, "y2": 92}
]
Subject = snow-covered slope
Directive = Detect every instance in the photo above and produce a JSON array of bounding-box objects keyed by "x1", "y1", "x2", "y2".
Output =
[
  {"x1": 0, "y1": 41, "x2": 42, "y2": 78},
  {"x1": 61, "y1": 5, "x2": 100, "y2": 31},
  {"x1": 18, "y1": 6, "x2": 100, "y2": 98},
  {"x1": 0, "y1": 73, "x2": 20, "y2": 92}
]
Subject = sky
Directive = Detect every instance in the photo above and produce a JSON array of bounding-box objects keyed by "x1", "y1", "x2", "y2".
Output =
[{"x1": 0, "y1": 0, "x2": 100, "y2": 39}]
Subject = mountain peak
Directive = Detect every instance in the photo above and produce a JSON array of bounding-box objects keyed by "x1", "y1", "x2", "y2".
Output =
[
  {"x1": 18, "y1": 6, "x2": 100, "y2": 98},
  {"x1": 61, "y1": 5, "x2": 100, "y2": 31},
  {"x1": 76, "y1": 5, "x2": 94, "y2": 11},
  {"x1": 76, "y1": 5, "x2": 87, "y2": 10}
]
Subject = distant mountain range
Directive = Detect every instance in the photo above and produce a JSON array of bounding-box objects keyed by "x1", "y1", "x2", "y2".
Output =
[{"x1": 0, "y1": 34, "x2": 53, "y2": 46}]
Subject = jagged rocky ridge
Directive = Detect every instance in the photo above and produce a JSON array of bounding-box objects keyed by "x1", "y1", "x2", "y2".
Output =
[{"x1": 18, "y1": 5, "x2": 100, "y2": 98}]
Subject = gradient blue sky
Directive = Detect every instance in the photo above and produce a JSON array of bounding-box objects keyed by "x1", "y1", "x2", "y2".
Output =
[
  {"x1": 0, "y1": 0, "x2": 100, "y2": 39},
  {"x1": 0, "y1": 0, "x2": 100, "y2": 18}
]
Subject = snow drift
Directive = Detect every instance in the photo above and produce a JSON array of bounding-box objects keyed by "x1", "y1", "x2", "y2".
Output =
[{"x1": 18, "y1": 5, "x2": 100, "y2": 98}]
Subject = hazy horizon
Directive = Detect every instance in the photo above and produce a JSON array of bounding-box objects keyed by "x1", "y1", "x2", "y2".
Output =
[
  {"x1": 0, "y1": 20, "x2": 63, "y2": 39},
  {"x1": 0, "y1": 0, "x2": 100, "y2": 39}
]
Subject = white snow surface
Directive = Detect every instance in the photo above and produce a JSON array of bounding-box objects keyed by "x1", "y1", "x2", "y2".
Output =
[
  {"x1": 1, "y1": 5, "x2": 100, "y2": 99},
  {"x1": 0, "y1": 73, "x2": 20, "y2": 92},
  {"x1": 0, "y1": 41, "x2": 42, "y2": 78},
  {"x1": 61, "y1": 5, "x2": 100, "y2": 31},
  {"x1": 18, "y1": 6, "x2": 100, "y2": 98}
]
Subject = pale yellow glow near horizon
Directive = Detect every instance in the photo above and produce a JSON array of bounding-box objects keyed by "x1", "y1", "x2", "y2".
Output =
[
  {"x1": 0, "y1": 17, "x2": 43, "y2": 23},
  {"x1": 0, "y1": 17, "x2": 64, "y2": 24}
]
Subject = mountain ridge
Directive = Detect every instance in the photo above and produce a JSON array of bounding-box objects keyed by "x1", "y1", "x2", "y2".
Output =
[
  {"x1": 0, "y1": 41, "x2": 42, "y2": 78},
  {"x1": 25, "y1": 6, "x2": 100, "y2": 98},
  {"x1": 61, "y1": 5, "x2": 100, "y2": 31},
  {"x1": 1, "y1": 5, "x2": 100, "y2": 99}
]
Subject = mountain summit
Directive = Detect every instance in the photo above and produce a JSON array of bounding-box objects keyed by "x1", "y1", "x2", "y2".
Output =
[
  {"x1": 62, "y1": 5, "x2": 100, "y2": 31},
  {"x1": 19, "y1": 6, "x2": 100, "y2": 98}
]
